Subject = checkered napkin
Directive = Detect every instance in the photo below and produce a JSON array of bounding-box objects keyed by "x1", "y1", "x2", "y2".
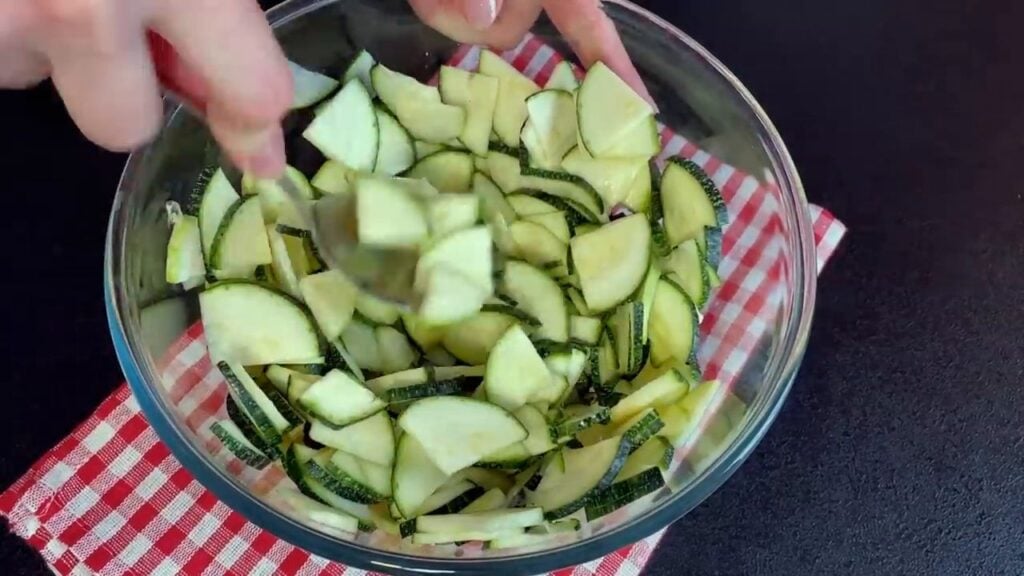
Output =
[{"x1": 0, "y1": 35, "x2": 846, "y2": 576}]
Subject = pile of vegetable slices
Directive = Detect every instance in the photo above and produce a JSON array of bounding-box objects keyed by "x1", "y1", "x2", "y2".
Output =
[{"x1": 165, "y1": 47, "x2": 729, "y2": 548}]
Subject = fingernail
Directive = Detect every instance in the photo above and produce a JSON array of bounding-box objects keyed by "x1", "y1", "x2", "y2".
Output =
[
  {"x1": 464, "y1": 0, "x2": 498, "y2": 30},
  {"x1": 243, "y1": 127, "x2": 286, "y2": 178}
]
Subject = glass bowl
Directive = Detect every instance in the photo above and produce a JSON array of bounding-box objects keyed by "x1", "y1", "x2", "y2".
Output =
[{"x1": 105, "y1": 0, "x2": 817, "y2": 573}]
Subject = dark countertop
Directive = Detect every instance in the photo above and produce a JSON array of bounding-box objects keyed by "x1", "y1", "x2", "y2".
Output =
[{"x1": 3, "y1": 1, "x2": 1024, "y2": 574}]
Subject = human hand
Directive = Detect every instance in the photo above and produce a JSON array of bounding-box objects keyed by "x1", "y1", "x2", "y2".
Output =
[
  {"x1": 406, "y1": 0, "x2": 652, "y2": 104},
  {"x1": 0, "y1": 0, "x2": 293, "y2": 177}
]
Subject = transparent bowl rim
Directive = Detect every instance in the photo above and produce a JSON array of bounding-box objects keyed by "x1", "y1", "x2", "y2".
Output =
[{"x1": 104, "y1": 0, "x2": 818, "y2": 573}]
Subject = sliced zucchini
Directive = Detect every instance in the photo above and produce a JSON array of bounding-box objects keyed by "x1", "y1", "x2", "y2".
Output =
[
  {"x1": 218, "y1": 361, "x2": 292, "y2": 446},
  {"x1": 479, "y1": 405, "x2": 556, "y2": 467},
  {"x1": 415, "y1": 507, "x2": 544, "y2": 535},
  {"x1": 308, "y1": 410, "x2": 395, "y2": 467},
  {"x1": 393, "y1": 433, "x2": 454, "y2": 518},
  {"x1": 355, "y1": 292, "x2": 402, "y2": 325},
  {"x1": 298, "y1": 369, "x2": 386, "y2": 427},
  {"x1": 165, "y1": 211, "x2": 205, "y2": 288},
  {"x1": 706, "y1": 261, "x2": 722, "y2": 289},
  {"x1": 342, "y1": 50, "x2": 376, "y2": 95},
  {"x1": 561, "y1": 147, "x2": 647, "y2": 212},
  {"x1": 417, "y1": 265, "x2": 491, "y2": 326},
  {"x1": 278, "y1": 486, "x2": 361, "y2": 535},
  {"x1": 341, "y1": 318, "x2": 384, "y2": 372},
  {"x1": 576, "y1": 62, "x2": 656, "y2": 158},
  {"x1": 462, "y1": 487, "x2": 507, "y2": 513},
  {"x1": 609, "y1": 368, "x2": 690, "y2": 424},
  {"x1": 327, "y1": 449, "x2": 392, "y2": 500},
  {"x1": 417, "y1": 225, "x2": 494, "y2": 295},
  {"x1": 523, "y1": 211, "x2": 571, "y2": 244},
  {"x1": 210, "y1": 196, "x2": 272, "y2": 276},
  {"x1": 474, "y1": 172, "x2": 516, "y2": 224},
  {"x1": 303, "y1": 79, "x2": 379, "y2": 171},
  {"x1": 371, "y1": 64, "x2": 466, "y2": 144},
  {"x1": 355, "y1": 175, "x2": 430, "y2": 249},
  {"x1": 648, "y1": 278, "x2": 699, "y2": 367},
  {"x1": 584, "y1": 466, "x2": 665, "y2": 520},
  {"x1": 305, "y1": 450, "x2": 386, "y2": 503},
  {"x1": 311, "y1": 160, "x2": 356, "y2": 196},
  {"x1": 697, "y1": 226, "x2": 724, "y2": 270},
  {"x1": 266, "y1": 364, "x2": 303, "y2": 393},
  {"x1": 417, "y1": 479, "x2": 480, "y2": 516},
  {"x1": 440, "y1": 67, "x2": 500, "y2": 156},
  {"x1": 243, "y1": 166, "x2": 315, "y2": 225},
  {"x1": 428, "y1": 193, "x2": 480, "y2": 239},
  {"x1": 210, "y1": 419, "x2": 271, "y2": 468},
  {"x1": 455, "y1": 467, "x2": 515, "y2": 492},
  {"x1": 374, "y1": 107, "x2": 416, "y2": 176},
  {"x1": 201, "y1": 281, "x2": 322, "y2": 365},
  {"x1": 551, "y1": 405, "x2": 611, "y2": 441},
  {"x1": 545, "y1": 61, "x2": 579, "y2": 91},
  {"x1": 659, "y1": 379, "x2": 722, "y2": 445},
  {"x1": 376, "y1": 326, "x2": 420, "y2": 373},
  {"x1": 299, "y1": 270, "x2": 358, "y2": 340},
  {"x1": 611, "y1": 300, "x2": 646, "y2": 378},
  {"x1": 265, "y1": 225, "x2": 302, "y2": 297},
  {"x1": 614, "y1": 408, "x2": 665, "y2": 452},
  {"x1": 522, "y1": 90, "x2": 577, "y2": 169},
  {"x1": 519, "y1": 171, "x2": 604, "y2": 221},
  {"x1": 442, "y1": 311, "x2": 516, "y2": 365},
  {"x1": 638, "y1": 262, "x2": 661, "y2": 342},
  {"x1": 507, "y1": 194, "x2": 557, "y2": 217},
  {"x1": 225, "y1": 395, "x2": 279, "y2": 459},
  {"x1": 198, "y1": 169, "x2": 240, "y2": 259},
  {"x1": 439, "y1": 65, "x2": 472, "y2": 106},
  {"x1": 527, "y1": 436, "x2": 630, "y2": 519},
  {"x1": 501, "y1": 260, "x2": 569, "y2": 343},
  {"x1": 571, "y1": 214, "x2": 651, "y2": 313},
  {"x1": 478, "y1": 50, "x2": 539, "y2": 147},
  {"x1": 289, "y1": 61, "x2": 339, "y2": 110},
  {"x1": 599, "y1": 115, "x2": 660, "y2": 159},
  {"x1": 570, "y1": 315, "x2": 603, "y2": 346},
  {"x1": 404, "y1": 150, "x2": 474, "y2": 193},
  {"x1": 661, "y1": 158, "x2": 728, "y2": 246},
  {"x1": 566, "y1": 287, "x2": 593, "y2": 317},
  {"x1": 398, "y1": 396, "x2": 527, "y2": 474},
  {"x1": 664, "y1": 239, "x2": 710, "y2": 308},
  {"x1": 508, "y1": 221, "x2": 568, "y2": 275}
]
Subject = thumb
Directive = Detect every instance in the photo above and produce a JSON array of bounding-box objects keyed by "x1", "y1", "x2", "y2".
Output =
[{"x1": 461, "y1": 0, "x2": 503, "y2": 30}]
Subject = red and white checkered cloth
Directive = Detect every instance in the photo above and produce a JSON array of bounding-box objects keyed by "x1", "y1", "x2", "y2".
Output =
[{"x1": 0, "y1": 35, "x2": 846, "y2": 575}]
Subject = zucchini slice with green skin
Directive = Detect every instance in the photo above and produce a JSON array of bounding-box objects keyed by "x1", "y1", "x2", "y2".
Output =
[
  {"x1": 560, "y1": 147, "x2": 647, "y2": 213},
  {"x1": 365, "y1": 367, "x2": 431, "y2": 396},
  {"x1": 501, "y1": 260, "x2": 570, "y2": 343},
  {"x1": 210, "y1": 419, "x2": 272, "y2": 468},
  {"x1": 599, "y1": 115, "x2": 661, "y2": 159},
  {"x1": 298, "y1": 369, "x2": 386, "y2": 428},
  {"x1": 576, "y1": 62, "x2": 657, "y2": 158},
  {"x1": 648, "y1": 278, "x2": 699, "y2": 367},
  {"x1": 327, "y1": 449, "x2": 393, "y2": 499},
  {"x1": 609, "y1": 368, "x2": 691, "y2": 425},
  {"x1": 198, "y1": 169, "x2": 240, "y2": 260},
  {"x1": 508, "y1": 220, "x2": 569, "y2": 276},
  {"x1": 706, "y1": 261, "x2": 722, "y2": 289},
  {"x1": 474, "y1": 172, "x2": 517, "y2": 225},
  {"x1": 661, "y1": 158, "x2": 728, "y2": 246},
  {"x1": 664, "y1": 239, "x2": 710, "y2": 308},
  {"x1": 371, "y1": 64, "x2": 467, "y2": 144},
  {"x1": 658, "y1": 379, "x2": 722, "y2": 445},
  {"x1": 696, "y1": 225, "x2": 724, "y2": 270},
  {"x1": 218, "y1": 361, "x2": 292, "y2": 446},
  {"x1": 617, "y1": 436, "x2": 674, "y2": 481},
  {"x1": 265, "y1": 225, "x2": 302, "y2": 298},
  {"x1": 571, "y1": 213, "x2": 652, "y2": 313},
  {"x1": 478, "y1": 405, "x2": 556, "y2": 467},
  {"x1": 209, "y1": 195, "x2": 272, "y2": 276},
  {"x1": 417, "y1": 479, "x2": 481, "y2": 516},
  {"x1": 570, "y1": 315, "x2": 604, "y2": 346},
  {"x1": 415, "y1": 507, "x2": 545, "y2": 536},
  {"x1": 374, "y1": 107, "x2": 416, "y2": 176},
  {"x1": 404, "y1": 150, "x2": 475, "y2": 193},
  {"x1": 398, "y1": 396, "x2": 528, "y2": 474},
  {"x1": 428, "y1": 193, "x2": 480, "y2": 239},
  {"x1": 524, "y1": 210, "x2": 571, "y2": 244},
  {"x1": 518, "y1": 172, "x2": 605, "y2": 220},
  {"x1": 442, "y1": 310, "x2": 516, "y2": 365},
  {"x1": 545, "y1": 61, "x2": 579, "y2": 91},
  {"x1": 307, "y1": 410, "x2": 395, "y2": 467},
  {"x1": 311, "y1": 160, "x2": 356, "y2": 196},
  {"x1": 507, "y1": 194, "x2": 558, "y2": 217},
  {"x1": 527, "y1": 436, "x2": 631, "y2": 519},
  {"x1": 356, "y1": 175, "x2": 431, "y2": 249},
  {"x1": 201, "y1": 281, "x2": 323, "y2": 365},
  {"x1": 462, "y1": 487, "x2": 507, "y2": 513},
  {"x1": 551, "y1": 404, "x2": 611, "y2": 442},
  {"x1": 375, "y1": 325, "x2": 421, "y2": 374},
  {"x1": 483, "y1": 150, "x2": 523, "y2": 193},
  {"x1": 478, "y1": 50, "x2": 539, "y2": 147},
  {"x1": 305, "y1": 449, "x2": 388, "y2": 504},
  {"x1": 342, "y1": 50, "x2": 376, "y2": 95},
  {"x1": 165, "y1": 208, "x2": 205, "y2": 289},
  {"x1": 225, "y1": 395, "x2": 278, "y2": 459},
  {"x1": 479, "y1": 303, "x2": 541, "y2": 327},
  {"x1": 440, "y1": 67, "x2": 500, "y2": 156},
  {"x1": 299, "y1": 270, "x2": 358, "y2": 341},
  {"x1": 303, "y1": 79, "x2": 379, "y2": 171},
  {"x1": 417, "y1": 225, "x2": 495, "y2": 295},
  {"x1": 392, "y1": 433, "x2": 454, "y2": 518},
  {"x1": 611, "y1": 300, "x2": 646, "y2": 378},
  {"x1": 341, "y1": 319, "x2": 384, "y2": 372},
  {"x1": 584, "y1": 466, "x2": 665, "y2": 520},
  {"x1": 288, "y1": 61, "x2": 339, "y2": 110},
  {"x1": 277, "y1": 487, "x2": 360, "y2": 535},
  {"x1": 522, "y1": 89, "x2": 578, "y2": 170},
  {"x1": 614, "y1": 408, "x2": 665, "y2": 452}
]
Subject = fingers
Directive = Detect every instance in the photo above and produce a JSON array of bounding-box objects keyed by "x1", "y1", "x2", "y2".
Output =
[
  {"x1": 40, "y1": 0, "x2": 164, "y2": 150},
  {"x1": 542, "y1": 0, "x2": 654, "y2": 106},
  {"x1": 151, "y1": 0, "x2": 292, "y2": 176},
  {"x1": 410, "y1": 0, "x2": 542, "y2": 51}
]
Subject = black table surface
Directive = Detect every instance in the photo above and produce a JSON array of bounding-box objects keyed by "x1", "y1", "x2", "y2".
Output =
[{"x1": 3, "y1": 1, "x2": 1024, "y2": 574}]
